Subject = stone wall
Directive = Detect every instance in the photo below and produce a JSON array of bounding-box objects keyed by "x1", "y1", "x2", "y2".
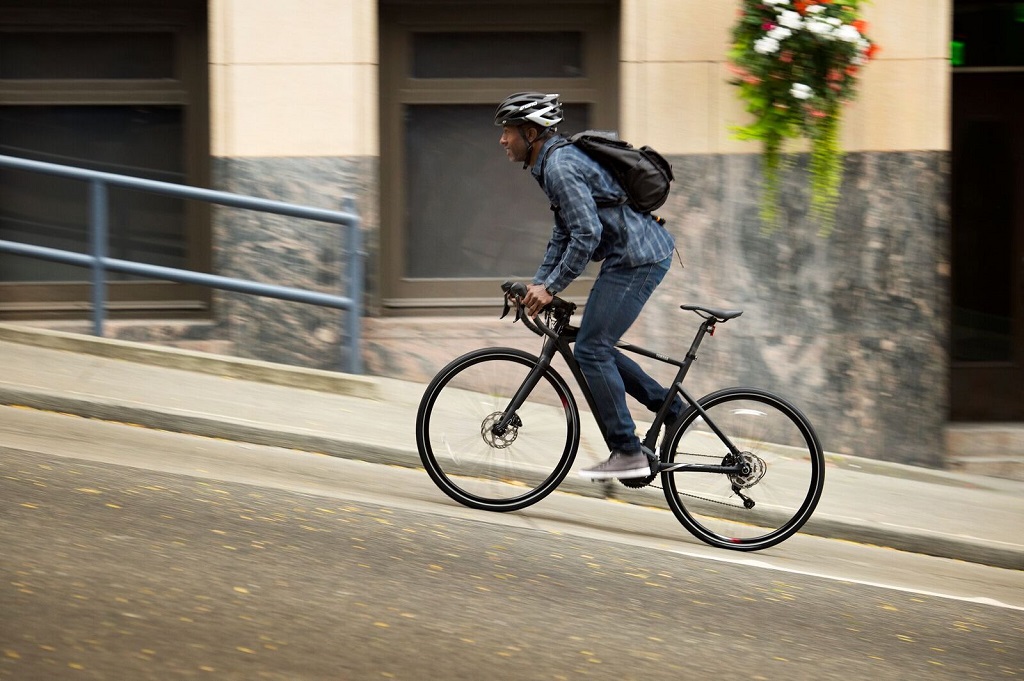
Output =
[
  {"x1": 209, "y1": 156, "x2": 378, "y2": 372},
  {"x1": 653, "y1": 152, "x2": 950, "y2": 468}
]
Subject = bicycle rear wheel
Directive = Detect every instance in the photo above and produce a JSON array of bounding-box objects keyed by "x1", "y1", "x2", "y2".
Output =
[
  {"x1": 416, "y1": 347, "x2": 580, "y2": 512},
  {"x1": 661, "y1": 387, "x2": 824, "y2": 551}
]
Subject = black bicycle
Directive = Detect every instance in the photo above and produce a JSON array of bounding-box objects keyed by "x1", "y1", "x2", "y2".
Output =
[{"x1": 415, "y1": 282, "x2": 825, "y2": 551}]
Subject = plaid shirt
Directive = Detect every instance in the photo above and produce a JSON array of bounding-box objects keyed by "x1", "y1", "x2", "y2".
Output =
[{"x1": 529, "y1": 136, "x2": 675, "y2": 294}]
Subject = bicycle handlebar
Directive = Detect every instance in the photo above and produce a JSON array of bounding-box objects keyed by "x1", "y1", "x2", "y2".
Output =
[{"x1": 500, "y1": 281, "x2": 576, "y2": 338}]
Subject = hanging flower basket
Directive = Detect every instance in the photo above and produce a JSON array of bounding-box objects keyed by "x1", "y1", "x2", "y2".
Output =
[{"x1": 729, "y1": 0, "x2": 879, "y2": 234}]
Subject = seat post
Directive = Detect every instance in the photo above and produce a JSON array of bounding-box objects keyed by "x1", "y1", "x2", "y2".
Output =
[
  {"x1": 686, "y1": 319, "x2": 714, "y2": 360},
  {"x1": 672, "y1": 318, "x2": 714, "y2": 387}
]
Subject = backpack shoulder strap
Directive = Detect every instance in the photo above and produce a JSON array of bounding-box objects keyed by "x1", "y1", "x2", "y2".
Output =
[
  {"x1": 538, "y1": 134, "x2": 627, "y2": 210},
  {"x1": 536, "y1": 136, "x2": 572, "y2": 178}
]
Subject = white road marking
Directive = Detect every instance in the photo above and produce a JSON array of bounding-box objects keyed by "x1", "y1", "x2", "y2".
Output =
[{"x1": 669, "y1": 549, "x2": 1024, "y2": 612}]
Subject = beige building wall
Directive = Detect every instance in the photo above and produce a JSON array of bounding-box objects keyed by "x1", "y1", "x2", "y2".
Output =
[
  {"x1": 620, "y1": 0, "x2": 951, "y2": 154},
  {"x1": 208, "y1": 0, "x2": 949, "y2": 159},
  {"x1": 209, "y1": 0, "x2": 378, "y2": 158}
]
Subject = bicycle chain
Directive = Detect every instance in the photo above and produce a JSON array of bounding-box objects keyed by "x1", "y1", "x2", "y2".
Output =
[
  {"x1": 619, "y1": 450, "x2": 755, "y2": 509},
  {"x1": 662, "y1": 451, "x2": 745, "y2": 509}
]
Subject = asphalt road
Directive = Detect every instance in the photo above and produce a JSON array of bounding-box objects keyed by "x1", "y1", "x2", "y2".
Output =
[{"x1": 2, "y1": 408, "x2": 1022, "y2": 680}]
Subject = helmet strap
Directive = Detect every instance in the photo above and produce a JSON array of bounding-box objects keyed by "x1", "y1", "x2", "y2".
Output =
[
  {"x1": 519, "y1": 126, "x2": 552, "y2": 170},
  {"x1": 519, "y1": 127, "x2": 534, "y2": 170}
]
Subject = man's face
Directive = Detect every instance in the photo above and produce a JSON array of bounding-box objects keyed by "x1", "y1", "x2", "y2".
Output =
[{"x1": 499, "y1": 125, "x2": 531, "y2": 164}]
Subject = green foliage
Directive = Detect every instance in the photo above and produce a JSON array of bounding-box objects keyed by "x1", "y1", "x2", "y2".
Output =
[{"x1": 729, "y1": 0, "x2": 877, "y2": 234}]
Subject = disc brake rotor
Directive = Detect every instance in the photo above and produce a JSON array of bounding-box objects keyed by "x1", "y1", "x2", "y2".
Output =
[{"x1": 481, "y1": 411, "x2": 520, "y2": 449}]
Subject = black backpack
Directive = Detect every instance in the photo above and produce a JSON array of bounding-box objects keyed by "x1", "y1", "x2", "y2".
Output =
[{"x1": 551, "y1": 130, "x2": 674, "y2": 213}]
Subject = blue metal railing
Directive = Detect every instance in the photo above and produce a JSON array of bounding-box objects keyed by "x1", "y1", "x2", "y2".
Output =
[{"x1": 0, "y1": 154, "x2": 364, "y2": 374}]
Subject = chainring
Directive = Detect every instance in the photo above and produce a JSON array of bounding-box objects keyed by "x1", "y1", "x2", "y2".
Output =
[{"x1": 618, "y1": 449, "x2": 660, "y2": 489}]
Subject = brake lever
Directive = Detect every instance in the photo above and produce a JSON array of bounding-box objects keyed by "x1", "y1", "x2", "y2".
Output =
[
  {"x1": 500, "y1": 281, "x2": 527, "y2": 323},
  {"x1": 500, "y1": 291, "x2": 525, "y2": 322}
]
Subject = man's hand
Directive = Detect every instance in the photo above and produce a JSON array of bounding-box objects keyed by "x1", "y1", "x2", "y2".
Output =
[{"x1": 523, "y1": 284, "x2": 553, "y2": 317}]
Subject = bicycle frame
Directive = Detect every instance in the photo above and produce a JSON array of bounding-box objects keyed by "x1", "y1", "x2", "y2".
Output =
[{"x1": 495, "y1": 307, "x2": 747, "y2": 477}]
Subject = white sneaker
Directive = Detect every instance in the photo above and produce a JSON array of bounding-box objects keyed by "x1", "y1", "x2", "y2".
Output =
[{"x1": 579, "y1": 450, "x2": 651, "y2": 480}]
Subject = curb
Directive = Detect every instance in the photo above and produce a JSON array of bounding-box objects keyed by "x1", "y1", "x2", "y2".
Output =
[
  {"x1": 0, "y1": 323, "x2": 380, "y2": 400},
  {"x1": 2, "y1": 384, "x2": 1020, "y2": 571}
]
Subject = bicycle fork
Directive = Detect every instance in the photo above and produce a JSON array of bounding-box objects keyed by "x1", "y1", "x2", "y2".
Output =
[{"x1": 491, "y1": 338, "x2": 559, "y2": 436}]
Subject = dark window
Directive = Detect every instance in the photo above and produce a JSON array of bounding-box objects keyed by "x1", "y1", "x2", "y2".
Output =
[
  {"x1": 404, "y1": 102, "x2": 589, "y2": 279},
  {"x1": 0, "y1": 105, "x2": 186, "y2": 281},
  {"x1": 0, "y1": 1, "x2": 209, "y2": 318},
  {"x1": 380, "y1": 1, "x2": 618, "y2": 312},
  {"x1": 953, "y1": 2, "x2": 1024, "y2": 67},
  {"x1": 412, "y1": 31, "x2": 584, "y2": 78},
  {"x1": 0, "y1": 32, "x2": 176, "y2": 79},
  {"x1": 951, "y1": 118, "x2": 1014, "y2": 361}
]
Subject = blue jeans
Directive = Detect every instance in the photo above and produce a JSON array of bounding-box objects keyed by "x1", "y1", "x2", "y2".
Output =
[{"x1": 575, "y1": 255, "x2": 682, "y2": 453}]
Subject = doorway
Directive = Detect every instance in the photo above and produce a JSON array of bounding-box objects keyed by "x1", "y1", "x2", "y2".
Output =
[{"x1": 950, "y1": 2, "x2": 1024, "y2": 420}]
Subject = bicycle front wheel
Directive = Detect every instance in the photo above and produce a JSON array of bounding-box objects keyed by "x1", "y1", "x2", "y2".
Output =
[
  {"x1": 416, "y1": 347, "x2": 580, "y2": 512},
  {"x1": 662, "y1": 387, "x2": 824, "y2": 551}
]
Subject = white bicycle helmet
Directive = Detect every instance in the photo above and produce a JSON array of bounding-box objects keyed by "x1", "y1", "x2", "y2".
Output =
[{"x1": 494, "y1": 92, "x2": 563, "y2": 128}]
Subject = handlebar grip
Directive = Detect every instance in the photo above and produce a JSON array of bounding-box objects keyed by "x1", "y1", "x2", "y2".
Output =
[{"x1": 502, "y1": 280, "x2": 528, "y2": 298}]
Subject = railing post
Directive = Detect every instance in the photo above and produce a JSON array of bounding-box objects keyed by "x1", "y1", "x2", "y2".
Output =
[
  {"x1": 89, "y1": 179, "x2": 108, "y2": 337},
  {"x1": 344, "y1": 198, "x2": 363, "y2": 375}
]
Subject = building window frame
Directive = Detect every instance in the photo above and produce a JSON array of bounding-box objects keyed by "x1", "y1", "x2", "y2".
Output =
[
  {"x1": 379, "y1": 1, "x2": 619, "y2": 314},
  {"x1": 0, "y1": 0, "x2": 210, "y2": 320}
]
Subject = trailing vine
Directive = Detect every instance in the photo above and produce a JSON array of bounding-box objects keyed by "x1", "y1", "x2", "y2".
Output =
[{"x1": 729, "y1": 0, "x2": 878, "y2": 234}]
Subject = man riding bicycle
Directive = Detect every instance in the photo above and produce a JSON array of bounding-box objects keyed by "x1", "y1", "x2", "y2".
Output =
[{"x1": 495, "y1": 91, "x2": 683, "y2": 480}]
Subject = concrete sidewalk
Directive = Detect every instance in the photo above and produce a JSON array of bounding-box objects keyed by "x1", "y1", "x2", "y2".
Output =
[{"x1": 1, "y1": 322, "x2": 1021, "y2": 571}]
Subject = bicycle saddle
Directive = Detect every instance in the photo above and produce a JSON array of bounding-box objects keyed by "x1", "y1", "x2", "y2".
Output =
[{"x1": 680, "y1": 304, "x2": 743, "y2": 322}]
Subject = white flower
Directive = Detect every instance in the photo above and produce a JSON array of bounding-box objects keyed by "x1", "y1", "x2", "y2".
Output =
[
  {"x1": 777, "y1": 10, "x2": 803, "y2": 29},
  {"x1": 764, "y1": 0, "x2": 790, "y2": 5},
  {"x1": 826, "y1": 17, "x2": 843, "y2": 27},
  {"x1": 790, "y1": 83, "x2": 813, "y2": 100},
  {"x1": 806, "y1": 4, "x2": 826, "y2": 13},
  {"x1": 767, "y1": 26, "x2": 793, "y2": 41},
  {"x1": 834, "y1": 24, "x2": 861, "y2": 43},
  {"x1": 754, "y1": 36, "x2": 781, "y2": 55},
  {"x1": 806, "y1": 20, "x2": 834, "y2": 37},
  {"x1": 851, "y1": 42, "x2": 868, "y2": 65}
]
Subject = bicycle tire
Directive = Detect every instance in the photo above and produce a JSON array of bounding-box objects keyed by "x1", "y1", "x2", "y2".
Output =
[
  {"x1": 661, "y1": 387, "x2": 824, "y2": 551},
  {"x1": 416, "y1": 347, "x2": 580, "y2": 512}
]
